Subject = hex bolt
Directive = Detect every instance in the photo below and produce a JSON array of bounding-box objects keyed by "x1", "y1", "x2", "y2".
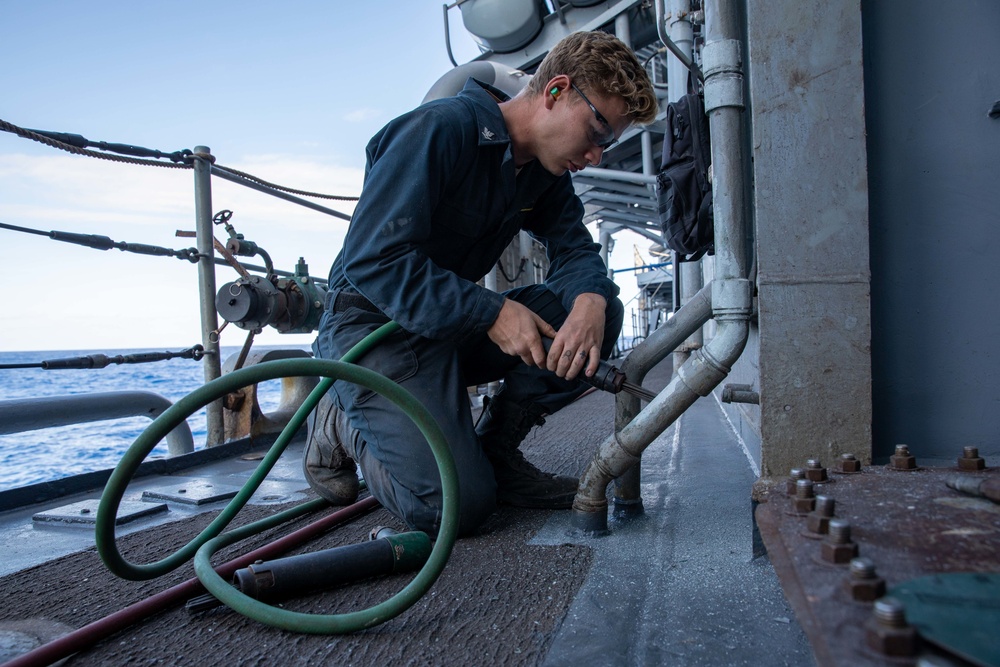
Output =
[
  {"x1": 821, "y1": 519, "x2": 859, "y2": 564},
  {"x1": 794, "y1": 479, "x2": 816, "y2": 514},
  {"x1": 836, "y1": 453, "x2": 862, "y2": 473},
  {"x1": 786, "y1": 468, "x2": 805, "y2": 496},
  {"x1": 958, "y1": 446, "x2": 986, "y2": 471},
  {"x1": 804, "y1": 458, "x2": 829, "y2": 482},
  {"x1": 865, "y1": 597, "x2": 918, "y2": 656},
  {"x1": 844, "y1": 557, "x2": 886, "y2": 602},
  {"x1": 807, "y1": 495, "x2": 836, "y2": 534},
  {"x1": 889, "y1": 444, "x2": 917, "y2": 470}
]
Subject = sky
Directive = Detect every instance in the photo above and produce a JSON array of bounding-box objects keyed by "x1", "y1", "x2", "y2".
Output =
[{"x1": 0, "y1": 1, "x2": 652, "y2": 352}]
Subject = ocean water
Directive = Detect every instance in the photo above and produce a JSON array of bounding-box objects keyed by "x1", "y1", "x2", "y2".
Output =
[{"x1": 0, "y1": 346, "x2": 311, "y2": 492}]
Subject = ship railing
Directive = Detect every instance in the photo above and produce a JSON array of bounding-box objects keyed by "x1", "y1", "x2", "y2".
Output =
[{"x1": 0, "y1": 391, "x2": 194, "y2": 456}]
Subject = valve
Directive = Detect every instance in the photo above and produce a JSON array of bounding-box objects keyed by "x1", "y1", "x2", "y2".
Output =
[{"x1": 216, "y1": 257, "x2": 326, "y2": 334}]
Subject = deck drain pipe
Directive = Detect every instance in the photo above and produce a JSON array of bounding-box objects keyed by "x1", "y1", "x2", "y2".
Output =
[{"x1": 572, "y1": 0, "x2": 753, "y2": 535}]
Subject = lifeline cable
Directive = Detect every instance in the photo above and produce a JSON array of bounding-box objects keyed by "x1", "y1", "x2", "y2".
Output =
[
  {"x1": 0, "y1": 118, "x2": 191, "y2": 169},
  {"x1": 1, "y1": 220, "x2": 327, "y2": 284},
  {"x1": 0, "y1": 220, "x2": 201, "y2": 262},
  {"x1": 0, "y1": 117, "x2": 359, "y2": 201},
  {"x1": 0, "y1": 346, "x2": 206, "y2": 371}
]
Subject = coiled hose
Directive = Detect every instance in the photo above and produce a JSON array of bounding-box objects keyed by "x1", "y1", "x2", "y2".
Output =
[{"x1": 95, "y1": 321, "x2": 459, "y2": 633}]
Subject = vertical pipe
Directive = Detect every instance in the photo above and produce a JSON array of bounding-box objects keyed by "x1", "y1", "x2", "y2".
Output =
[
  {"x1": 598, "y1": 225, "x2": 613, "y2": 276},
  {"x1": 667, "y1": 0, "x2": 695, "y2": 101},
  {"x1": 703, "y1": 1, "x2": 749, "y2": 282},
  {"x1": 609, "y1": 8, "x2": 639, "y2": 513},
  {"x1": 614, "y1": 11, "x2": 631, "y2": 49},
  {"x1": 641, "y1": 130, "x2": 655, "y2": 183},
  {"x1": 669, "y1": 0, "x2": 705, "y2": 371},
  {"x1": 193, "y1": 147, "x2": 224, "y2": 447}
]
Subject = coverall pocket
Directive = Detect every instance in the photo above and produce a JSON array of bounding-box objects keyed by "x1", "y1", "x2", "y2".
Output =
[{"x1": 326, "y1": 308, "x2": 419, "y2": 406}]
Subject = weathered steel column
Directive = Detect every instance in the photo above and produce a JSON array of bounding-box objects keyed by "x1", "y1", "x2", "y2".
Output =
[{"x1": 746, "y1": 0, "x2": 872, "y2": 481}]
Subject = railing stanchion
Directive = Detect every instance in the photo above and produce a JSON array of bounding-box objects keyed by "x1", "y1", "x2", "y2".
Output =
[{"x1": 193, "y1": 146, "x2": 224, "y2": 447}]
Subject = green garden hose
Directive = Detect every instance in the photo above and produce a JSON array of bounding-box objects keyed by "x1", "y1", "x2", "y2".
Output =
[{"x1": 96, "y1": 321, "x2": 459, "y2": 633}]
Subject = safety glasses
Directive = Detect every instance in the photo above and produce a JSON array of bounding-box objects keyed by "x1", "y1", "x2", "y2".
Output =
[{"x1": 570, "y1": 83, "x2": 618, "y2": 150}]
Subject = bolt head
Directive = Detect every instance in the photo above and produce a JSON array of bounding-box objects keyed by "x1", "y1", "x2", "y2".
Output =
[
  {"x1": 836, "y1": 453, "x2": 862, "y2": 472},
  {"x1": 865, "y1": 603, "x2": 917, "y2": 656},
  {"x1": 958, "y1": 455, "x2": 986, "y2": 471},
  {"x1": 804, "y1": 465, "x2": 829, "y2": 482},
  {"x1": 890, "y1": 454, "x2": 917, "y2": 469},
  {"x1": 846, "y1": 575, "x2": 886, "y2": 602},
  {"x1": 821, "y1": 540, "x2": 859, "y2": 564},
  {"x1": 795, "y1": 496, "x2": 817, "y2": 514}
]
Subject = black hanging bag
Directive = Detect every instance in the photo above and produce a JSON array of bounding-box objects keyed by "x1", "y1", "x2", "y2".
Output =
[{"x1": 655, "y1": 92, "x2": 714, "y2": 261}]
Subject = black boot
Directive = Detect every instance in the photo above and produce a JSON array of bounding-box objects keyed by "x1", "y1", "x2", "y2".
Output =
[
  {"x1": 476, "y1": 395, "x2": 578, "y2": 509},
  {"x1": 303, "y1": 392, "x2": 360, "y2": 505}
]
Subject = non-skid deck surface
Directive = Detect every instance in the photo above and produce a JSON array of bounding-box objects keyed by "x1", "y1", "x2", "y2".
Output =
[{"x1": 0, "y1": 371, "x2": 626, "y2": 666}]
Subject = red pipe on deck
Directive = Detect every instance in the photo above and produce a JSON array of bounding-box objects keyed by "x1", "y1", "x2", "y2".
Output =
[{"x1": 3, "y1": 496, "x2": 380, "y2": 667}]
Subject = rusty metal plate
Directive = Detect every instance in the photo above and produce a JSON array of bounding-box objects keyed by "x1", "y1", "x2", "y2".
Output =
[
  {"x1": 756, "y1": 465, "x2": 1000, "y2": 666},
  {"x1": 141, "y1": 479, "x2": 241, "y2": 505},
  {"x1": 32, "y1": 499, "x2": 167, "y2": 526}
]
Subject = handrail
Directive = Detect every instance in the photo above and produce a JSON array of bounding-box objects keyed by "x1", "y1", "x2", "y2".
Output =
[{"x1": 0, "y1": 391, "x2": 194, "y2": 456}]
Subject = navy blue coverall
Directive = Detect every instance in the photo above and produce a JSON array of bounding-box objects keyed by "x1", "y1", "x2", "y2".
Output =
[{"x1": 314, "y1": 79, "x2": 623, "y2": 535}]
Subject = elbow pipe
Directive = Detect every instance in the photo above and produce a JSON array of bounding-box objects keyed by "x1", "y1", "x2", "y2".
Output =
[
  {"x1": 611, "y1": 281, "x2": 713, "y2": 512},
  {"x1": 573, "y1": 301, "x2": 749, "y2": 535},
  {"x1": 619, "y1": 281, "x2": 714, "y2": 389},
  {"x1": 573, "y1": 310, "x2": 749, "y2": 535}
]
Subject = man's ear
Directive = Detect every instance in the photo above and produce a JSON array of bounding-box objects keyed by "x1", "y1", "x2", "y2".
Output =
[{"x1": 542, "y1": 74, "x2": 571, "y2": 110}]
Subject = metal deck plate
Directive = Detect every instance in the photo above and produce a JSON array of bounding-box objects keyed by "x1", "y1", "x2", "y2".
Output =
[
  {"x1": 32, "y1": 499, "x2": 167, "y2": 526},
  {"x1": 140, "y1": 479, "x2": 241, "y2": 505},
  {"x1": 756, "y1": 465, "x2": 1000, "y2": 666}
]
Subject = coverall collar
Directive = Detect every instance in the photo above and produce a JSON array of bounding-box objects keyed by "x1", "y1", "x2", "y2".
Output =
[{"x1": 458, "y1": 78, "x2": 513, "y2": 147}]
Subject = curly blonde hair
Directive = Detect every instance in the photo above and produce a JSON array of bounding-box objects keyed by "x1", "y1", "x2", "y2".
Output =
[{"x1": 527, "y1": 30, "x2": 658, "y2": 125}]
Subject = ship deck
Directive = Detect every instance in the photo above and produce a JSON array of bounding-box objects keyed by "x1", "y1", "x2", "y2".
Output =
[{"x1": 0, "y1": 356, "x2": 815, "y2": 666}]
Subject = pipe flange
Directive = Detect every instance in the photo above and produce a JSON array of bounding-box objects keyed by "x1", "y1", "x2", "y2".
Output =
[
  {"x1": 712, "y1": 278, "x2": 753, "y2": 316},
  {"x1": 569, "y1": 508, "x2": 610, "y2": 538},
  {"x1": 702, "y1": 39, "x2": 742, "y2": 77},
  {"x1": 705, "y1": 73, "x2": 744, "y2": 112},
  {"x1": 703, "y1": 40, "x2": 744, "y2": 112}
]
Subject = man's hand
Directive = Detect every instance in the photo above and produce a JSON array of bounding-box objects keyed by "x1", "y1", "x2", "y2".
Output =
[
  {"x1": 546, "y1": 293, "x2": 607, "y2": 381},
  {"x1": 487, "y1": 299, "x2": 558, "y2": 368}
]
